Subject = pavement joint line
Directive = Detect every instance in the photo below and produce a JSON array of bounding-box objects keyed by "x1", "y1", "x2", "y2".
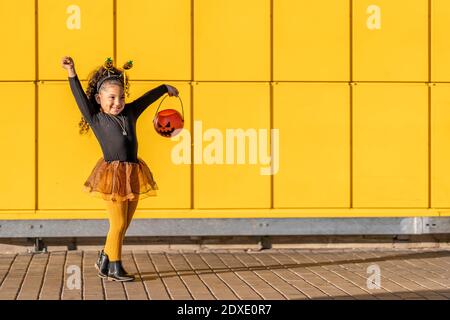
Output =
[
  {"x1": 401, "y1": 257, "x2": 450, "y2": 288},
  {"x1": 165, "y1": 251, "x2": 209, "y2": 300},
  {"x1": 36, "y1": 250, "x2": 50, "y2": 300},
  {"x1": 0, "y1": 254, "x2": 18, "y2": 290},
  {"x1": 248, "y1": 252, "x2": 311, "y2": 299},
  {"x1": 197, "y1": 252, "x2": 243, "y2": 300},
  {"x1": 180, "y1": 252, "x2": 221, "y2": 300},
  {"x1": 14, "y1": 254, "x2": 34, "y2": 300},
  {"x1": 239, "y1": 252, "x2": 304, "y2": 299},
  {"x1": 268, "y1": 252, "x2": 337, "y2": 299},
  {"x1": 131, "y1": 251, "x2": 151, "y2": 300},
  {"x1": 250, "y1": 251, "x2": 310, "y2": 299},
  {"x1": 201, "y1": 252, "x2": 261, "y2": 300},
  {"x1": 233, "y1": 252, "x2": 289, "y2": 300},
  {"x1": 291, "y1": 253, "x2": 358, "y2": 299},
  {"x1": 145, "y1": 251, "x2": 171, "y2": 299},
  {"x1": 213, "y1": 251, "x2": 266, "y2": 300}
]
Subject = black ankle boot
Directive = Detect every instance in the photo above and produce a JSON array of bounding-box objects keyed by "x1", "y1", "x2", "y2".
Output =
[
  {"x1": 94, "y1": 250, "x2": 109, "y2": 279},
  {"x1": 107, "y1": 261, "x2": 135, "y2": 282}
]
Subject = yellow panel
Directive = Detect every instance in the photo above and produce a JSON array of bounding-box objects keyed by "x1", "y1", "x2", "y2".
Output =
[
  {"x1": 431, "y1": 84, "x2": 450, "y2": 208},
  {"x1": 128, "y1": 82, "x2": 191, "y2": 209},
  {"x1": 274, "y1": 0, "x2": 350, "y2": 81},
  {"x1": 117, "y1": 0, "x2": 191, "y2": 80},
  {"x1": 193, "y1": 83, "x2": 271, "y2": 208},
  {"x1": 194, "y1": 0, "x2": 270, "y2": 81},
  {"x1": 432, "y1": 0, "x2": 450, "y2": 81},
  {"x1": 353, "y1": 83, "x2": 428, "y2": 207},
  {"x1": 0, "y1": 1, "x2": 35, "y2": 80},
  {"x1": 38, "y1": 81, "x2": 103, "y2": 209},
  {"x1": 38, "y1": 0, "x2": 113, "y2": 80},
  {"x1": 353, "y1": 0, "x2": 428, "y2": 81},
  {"x1": 0, "y1": 83, "x2": 35, "y2": 210},
  {"x1": 273, "y1": 83, "x2": 350, "y2": 208}
]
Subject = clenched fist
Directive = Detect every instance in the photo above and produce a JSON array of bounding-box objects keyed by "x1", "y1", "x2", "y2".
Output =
[{"x1": 61, "y1": 56, "x2": 76, "y2": 77}]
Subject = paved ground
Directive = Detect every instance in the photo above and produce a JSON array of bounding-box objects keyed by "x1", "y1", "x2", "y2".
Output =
[{"x1": 0, "y1": 248, "x2": 449, "y2": 300}]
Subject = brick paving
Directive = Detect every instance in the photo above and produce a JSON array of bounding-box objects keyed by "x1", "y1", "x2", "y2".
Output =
[{"x1": 0, "y1": 248, "x2": 449, "y2": 300}]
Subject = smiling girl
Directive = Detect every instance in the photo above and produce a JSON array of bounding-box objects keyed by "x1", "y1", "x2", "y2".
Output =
[{"x1": 61, "y1": 56, "x2": 178, "y2": 282}]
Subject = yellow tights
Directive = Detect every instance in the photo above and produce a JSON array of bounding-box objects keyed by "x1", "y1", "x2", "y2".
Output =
[{"x1": 103, "y1": 200, "x2": 139, "y2": 262}]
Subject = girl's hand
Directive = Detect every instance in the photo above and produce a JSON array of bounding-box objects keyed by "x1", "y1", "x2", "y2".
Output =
[
  {"x1": 61, "y1": 56, "x2": 75, "y2": 70},
  {"x1": 61, "y1": 56, "x2": 77, "y2": 77},
  {"x1": 165, "y1": 84, "x2": 179, "y2": 97}
]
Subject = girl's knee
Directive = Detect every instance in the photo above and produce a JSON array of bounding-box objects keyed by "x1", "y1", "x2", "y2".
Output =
[
  {"x1": 108, "y1": 220, "x2": 127, "y2": 233},
  {"x1": 104, "y1": 199, "x2": 129, "y2": 236}
]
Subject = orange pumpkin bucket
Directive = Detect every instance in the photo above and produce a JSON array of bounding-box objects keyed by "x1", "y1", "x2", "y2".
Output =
[{"x1": 153, "y1": 94, "x2": 185, "y2": 138}]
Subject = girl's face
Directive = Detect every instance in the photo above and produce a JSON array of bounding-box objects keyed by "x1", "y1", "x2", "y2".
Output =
[{"x1": 95, "y1": 83, "x2": 125, "y2": 115}]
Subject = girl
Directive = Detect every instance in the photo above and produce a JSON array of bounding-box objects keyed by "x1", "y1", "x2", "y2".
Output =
[{"x1": 61, "y1": 56, "x2": 179, "y2": 282}]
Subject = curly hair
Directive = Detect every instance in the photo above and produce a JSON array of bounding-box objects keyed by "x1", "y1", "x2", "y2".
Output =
[{"x1": 78, "y1": 64, "x2": 130, "y2": 135}]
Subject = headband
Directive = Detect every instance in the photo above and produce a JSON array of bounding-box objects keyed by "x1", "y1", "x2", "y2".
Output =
[{"x1": 96, "y1": 57, "x2": 133, "y2": 96}]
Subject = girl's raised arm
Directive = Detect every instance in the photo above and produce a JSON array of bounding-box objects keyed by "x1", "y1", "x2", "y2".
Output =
[{"x1": 62, "y1": 56, "x2": 98, "y2": 124}]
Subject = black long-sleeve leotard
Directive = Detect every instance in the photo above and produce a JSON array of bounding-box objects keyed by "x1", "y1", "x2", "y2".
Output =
[{"x1": 68, "y1": 74, "x2": 168, "y2": 163}]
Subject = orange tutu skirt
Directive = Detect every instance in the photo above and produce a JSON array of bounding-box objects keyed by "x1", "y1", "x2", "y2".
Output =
[{"x1": 82, "y1": 157, "x2": 158, "y2": 201}]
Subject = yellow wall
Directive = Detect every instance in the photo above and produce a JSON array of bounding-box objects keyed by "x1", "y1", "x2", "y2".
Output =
[{"x1": 2, "y1": 0, "x2": 450, "y2": 219}]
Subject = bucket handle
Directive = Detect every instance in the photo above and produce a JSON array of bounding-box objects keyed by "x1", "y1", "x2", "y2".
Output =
[{"x1": 155, "y1": 94, "x2": 184, "y2": 121}]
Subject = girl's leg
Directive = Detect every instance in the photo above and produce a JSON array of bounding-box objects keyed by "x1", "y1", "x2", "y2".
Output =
[
  {"x1": 116, "y1": 200, "x2": 138, "y2": 258},
  {"x1": 125, "y1": 200, "x2": 139, "y2": 231},
  {"x1": 104, "y1": 200, "x2": 128, "y2": 262}
]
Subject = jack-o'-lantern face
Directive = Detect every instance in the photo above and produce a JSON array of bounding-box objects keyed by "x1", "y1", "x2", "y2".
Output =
[{"x1": 153, "y1": 109, "x2": 184, "y2": 138}]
